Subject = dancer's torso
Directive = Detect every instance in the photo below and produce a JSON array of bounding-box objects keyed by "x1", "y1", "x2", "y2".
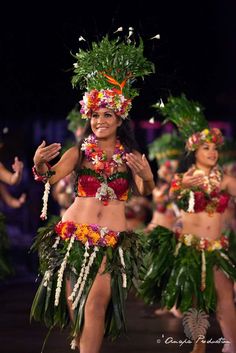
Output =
[
  {"x1": 62, "y1": 161, "x2": 130, "y2": 232},
  {"x1": 181, "y1": 177, "x2": 229, "y2": 240}
]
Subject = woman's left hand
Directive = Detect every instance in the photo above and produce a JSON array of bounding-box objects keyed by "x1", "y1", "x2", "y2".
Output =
[{"x1": 125, "y1": 153, "x2": 153, "y2": 181}]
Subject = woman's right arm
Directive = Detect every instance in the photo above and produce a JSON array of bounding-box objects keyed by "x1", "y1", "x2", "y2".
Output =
[{"x1": 33, "y1": 141, "x2": 79, "y2": 184}]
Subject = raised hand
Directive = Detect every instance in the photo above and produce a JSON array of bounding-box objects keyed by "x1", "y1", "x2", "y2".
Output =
[
  {"x1": 12, "y1": 156, "x2": 24, "y2": 174},
  {"x1": 182, "y1": 167, "x2": 204, "y2": 188},
  {"x1": 125, "y1": 153, "x2": 153, "y2": 181},
  {"x1": 33, "y1": 140, "x2": 61, "y2": 168}
]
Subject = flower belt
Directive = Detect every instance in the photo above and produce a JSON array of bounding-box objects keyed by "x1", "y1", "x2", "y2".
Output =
[
  {"x1": 49, "y1": 221, "x2": 127, "y2": 316},
  {"x1": 175, "y1": 233, "x2": 229, "y2": 252},
  {"x1": 55, "y1": 221, "x2": 120, "y2": 247},
  {"x1": 174, "y1": 233, "x2": 229, "y2": 292}
]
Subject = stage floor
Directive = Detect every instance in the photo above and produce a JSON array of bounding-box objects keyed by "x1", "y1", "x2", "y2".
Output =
[{"x1": 0, "y1": 278, "x2": 225, "y2": 353}]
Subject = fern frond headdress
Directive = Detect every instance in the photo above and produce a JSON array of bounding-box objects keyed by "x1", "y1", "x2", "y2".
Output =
[
  {"x1": 155, "y1": 94, "x2": 224, "y2": 151},
  {"x1": 66, "y1": 107, "x2": 86, "y2": 133},
  {"x1": 148, "y1": 132, "x2": 184, "y2": 164},
  {"x1": 71, "y1": 36, "x2": 155, "y2": 119}
]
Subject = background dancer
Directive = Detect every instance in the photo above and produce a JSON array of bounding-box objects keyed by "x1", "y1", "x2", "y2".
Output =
[{"x1": 141, "y1": 94, "x2": 236, "y2": 353}]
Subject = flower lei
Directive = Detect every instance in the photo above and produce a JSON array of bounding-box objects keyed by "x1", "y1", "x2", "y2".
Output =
[
  {"x1": 186, "y1": 128, "x2": 224, "y2": 152},
  {"x1": 81, "y1": 134, "x2": 126, "y2": 204},
  {"x1": 171, "y1": 165, "x2": 230, "y2": 214}
]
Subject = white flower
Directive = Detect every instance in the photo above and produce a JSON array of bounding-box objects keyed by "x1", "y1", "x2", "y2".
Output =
[
  {"x1": 112, "y1": 154, "x2": 123, "y2": 165},
  {"x1": 52, "y1": 236, "x2": 60, "y2": 249},
  {"x1": 72, "y1": 246, "x2": 99, "y2": 310},
  {"x1": 40, "y1": 181, "x2": 51, "y2": 220},
  {"x1": 55, "y1": 235, "x2": 75, "y2": 306},
  {"x1": 70, "y1": 338, "x2": 77, "y2": 350},
  {"x1": 187, "y1": 191, "x2": 195, "y2": 213},
  {"x1": 118, "y1": 247, "x2": 127, "y2": 288},
  {"x1": 43, "y1": 270, "x2": 52, "y2": 287},
  {"x1": 95, "y1": 183, "x2": 117, "y2": 201},
  {"x1": 184, "y1": 234, "x2": 194, "y2": 246}
]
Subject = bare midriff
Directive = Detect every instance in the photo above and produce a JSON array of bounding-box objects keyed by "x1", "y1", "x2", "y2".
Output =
[
  {"x1": 62, "y1": 197, "x2": 127, "y2": 231},
  {"x1": 181, "y1": 211, "x2": 223, "y2": 240},
  {"x1": 151, "y1": 211, "x2": 176, "y2": 230}
]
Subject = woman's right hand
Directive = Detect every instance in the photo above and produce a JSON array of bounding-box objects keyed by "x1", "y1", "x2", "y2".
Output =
[
  {"x1": 33, "y1": 140, "x2": 61, "y2": 168},
  {"x1": 182, "y1": 167, "x2": 204, "y2": 188}
]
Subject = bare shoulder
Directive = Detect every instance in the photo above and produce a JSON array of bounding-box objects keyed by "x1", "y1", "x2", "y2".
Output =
[
  {"x1": 221, "y1": 173, "x2": 235, "y2": 188},
  {"x1": 55, "y1": 145, "x2": 79, "y2": 169}
]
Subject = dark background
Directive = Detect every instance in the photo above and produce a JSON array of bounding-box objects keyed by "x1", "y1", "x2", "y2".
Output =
[{"x1": 1, "y1": 0, "x2": 236, "y2": 125}]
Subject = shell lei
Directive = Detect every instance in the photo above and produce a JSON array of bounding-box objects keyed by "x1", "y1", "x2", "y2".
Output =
[{"x1": 40, "y1": 181, "x2": 51, "y2": 220}]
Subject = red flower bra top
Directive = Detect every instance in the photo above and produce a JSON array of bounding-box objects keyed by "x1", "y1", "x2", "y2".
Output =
[{"x1": 75, "y1": 167, "x2": 130, "y2": 203}]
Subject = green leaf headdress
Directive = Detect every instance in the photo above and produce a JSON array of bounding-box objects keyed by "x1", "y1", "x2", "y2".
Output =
[
  {"x1": 148, "y1": 132, "x2": 184, "y2": 164},
  {"x1": 66, "y1": 107, "x2": 86, "y2": 133},
  {"x1": 71, "y1": 36, "x2": 155, "y2": 119},
  {"x1": 155, "y1": 94, "x2": 224, "y2": 151}
]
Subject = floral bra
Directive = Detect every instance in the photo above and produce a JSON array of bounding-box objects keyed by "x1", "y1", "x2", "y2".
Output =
[
  {"x1": 171, "y1": 172, "x2": 230, "y2": 214},
  {"x1": 75, "y1": 167, "x2": 130, "y2": 204}
]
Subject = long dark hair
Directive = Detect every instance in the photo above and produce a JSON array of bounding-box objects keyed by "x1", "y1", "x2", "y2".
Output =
[{"x1": 176, "y1": 151, "x2": 196, "y2": 173}]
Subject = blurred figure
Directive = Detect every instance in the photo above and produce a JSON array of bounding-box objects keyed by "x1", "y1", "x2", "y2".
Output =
[
  {"x1": 125, "y1": 196, "x2": 152, "y2": 232},
  {"x1": 0, "y1": 154, "x2": 24, "y2": 279},
  {"x1": 146, "y1": 133, "x2": 184, "y2": 232},
  {"x1": 52, "y1": 107, "x2": 86, "y2": 216}
]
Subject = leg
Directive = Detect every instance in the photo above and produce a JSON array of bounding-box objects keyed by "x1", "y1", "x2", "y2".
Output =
[
  {"x1": 214, "y1": 267, "x2": 236, "y2": 353},
  {"x1": 79, "y1": 257, "x2": 111, "y2": 353}
]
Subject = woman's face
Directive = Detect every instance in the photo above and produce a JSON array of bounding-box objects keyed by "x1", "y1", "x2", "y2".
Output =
[
  {"x1": 195, "y1": 142, "x2": 219, "y2": 167},
  {"x1": 90, "y1": 108, "x2": 122, "y2": 139}
]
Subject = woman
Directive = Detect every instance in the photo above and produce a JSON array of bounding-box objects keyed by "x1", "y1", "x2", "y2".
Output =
[
  {"x1": 141, "y1": 95, "x2": 236, "y2": 353},
  {"x1": 30, "y1": 35, "x2": 155, "y2": 352},
  {"x1": 0, "y1": 156, "x2": 24, "y2": 279}
]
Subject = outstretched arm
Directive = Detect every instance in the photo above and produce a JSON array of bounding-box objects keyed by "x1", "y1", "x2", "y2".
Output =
[
  {"x1": 0, "y1": 183, "x2": 26, "y2": 208},
  {"x1": 33, "y1": 141, "x2": 79, "y2": 184},
  {"x1": 125, "y1": 151, "x2": 155, "y2": 196},
  {"x1": 223, "y1": 174, "x2": 236, "y2": 196},
  {"x1": 0, "y1": 157, "x2": 24, "y2": 185}
]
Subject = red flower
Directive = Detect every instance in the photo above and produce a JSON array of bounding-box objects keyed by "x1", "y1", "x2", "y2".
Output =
[
  {"x1": 216, "y1": 193, "x2": 230, "y2": 213},
  {"x1": 220, "y1": 236, "x2": 229, "y2": 249},
  {"x1": 194, "y1": 191, "x2": 208, "y2": 212}
]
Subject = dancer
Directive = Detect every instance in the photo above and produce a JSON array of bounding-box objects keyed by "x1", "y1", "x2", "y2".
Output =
[
  {"x1": 141, "y1": 94, "x2": 236, "y2": 353},
  {"x1": 146, "y1": 132, "x2": 184, "y2": 231},
  {"x1": 52, "y1": 108, "x2": 86, "y2": 216},
  {"x1": 0, "y1": 156, "x2": 24, "y2": 279},
  {"x1": 30, "y1": 35, "x2": 155, "y2": 352}
]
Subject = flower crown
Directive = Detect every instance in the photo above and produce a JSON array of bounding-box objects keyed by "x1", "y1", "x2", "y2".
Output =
[
  {"x1": 186, "y1": 128, "x2": 224, "y2": 151},
  {"x1": 156, "y1": 94, "x2": 224, "y2": 152},
  {"x1": 71, "y1": 36, "x2": 155, "y2": 120},
  {"x1": 80, "y1": 88, "x2": 132, "y2": 119}
]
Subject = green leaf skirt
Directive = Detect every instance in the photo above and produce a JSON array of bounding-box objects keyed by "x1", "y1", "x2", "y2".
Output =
[
  {"x1": 30, "y1": 217, "x2": 143, "y2": 342},
  {"x1": 140, "y1": 225, "x2": 236, "y2": 313},
  {"x1": 0, "y1": 212, "x2": 13, "y2": 279}
]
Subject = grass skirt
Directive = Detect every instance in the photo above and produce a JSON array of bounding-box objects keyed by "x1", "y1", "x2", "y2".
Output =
[
  {"x1": 30, "y1": 216, "x2": 143, "y2": 342},
  {"x1": 0, "y1": 212, "x2": 13, "y2": 279},
  {"x1": 140, "y1": 225, "x2": 236, "y2": 313}
]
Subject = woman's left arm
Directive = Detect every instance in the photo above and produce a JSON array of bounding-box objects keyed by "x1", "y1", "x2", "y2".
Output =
[
  {"x1": 126, "y1": 151, "x2": 155, "y2": 196},
  {"x1": 224, "y1": 174, "x2": 236, "y2": 196}
]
